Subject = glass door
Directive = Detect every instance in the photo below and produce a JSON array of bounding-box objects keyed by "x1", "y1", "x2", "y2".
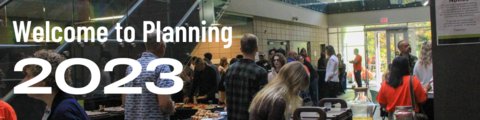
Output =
[
  {"x1": 365, "y1": 29, "x2": 408, "y2": 88},
  {"x1": 365, "y1": 31, "x2": 385, "y2": 88},
  {"x1": 386, "y1": 29, "x2": 408, "y2": 63}
]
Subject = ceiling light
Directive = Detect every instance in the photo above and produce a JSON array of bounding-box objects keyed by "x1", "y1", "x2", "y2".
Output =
[
  {"x1": 90, "y1": 15, "x2": 124, "y2": 21},
  {"x1": 211, "y1": 21, "x2": 221, "y2": 26},
  {"x1": 423, "y1": 1, "x2": 429, "y2": 6}
]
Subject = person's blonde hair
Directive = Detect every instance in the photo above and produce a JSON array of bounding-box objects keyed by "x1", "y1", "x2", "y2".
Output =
[
  {"x1": 418, "y1": 42, "x2": 432, "y2": 68},
  {"x1": 249, "y1": 61, "x2": 310, "y2": 118}
]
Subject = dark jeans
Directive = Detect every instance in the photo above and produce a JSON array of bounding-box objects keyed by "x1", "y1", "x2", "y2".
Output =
[
  {"x1": 309, "y1": 78, "x2": 319, "y2": 106},
  {"x1": 354, "y1": 70, "x2": 362, "y2": 87},
  {"x1": 325, "y1": 82, "x2": 339, "y2": 98}
]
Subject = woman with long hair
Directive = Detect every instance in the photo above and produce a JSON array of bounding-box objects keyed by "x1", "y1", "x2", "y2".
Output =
[
  {"x1": 268, "y1": 53, "x2": 287, "y2": 82},
  {"x1": 377, "y1": 56, "x2": 427, "y2": 113},
  {"x1": 218, "y1": 58, "x2": 238, "y2": 105},
  {"x1": 325, "y1": 45, "x2": 339, "y2": 98},
  {"x1": 249, "y1": 62, "x2": 310, "y2": 120},
  {"x1": 218, "y1": 57, "x2": 229, "y2": 75},
  {"x1": 300, "y1": 48, "x2": 311, "y2": 62},
  {"x1": 414, "y1": 42, "x2": 433, "y2": 89}
]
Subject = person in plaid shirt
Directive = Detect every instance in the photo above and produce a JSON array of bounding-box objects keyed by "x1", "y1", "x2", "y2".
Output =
[{"x1": 225, "y1": 34, "x2": 268, "y2": 120}]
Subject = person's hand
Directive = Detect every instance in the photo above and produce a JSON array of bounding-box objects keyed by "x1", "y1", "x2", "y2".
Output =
[
  {"x1": 183, "y1": 97, "x2": 190, "y2": 103},
  {"x1": 423, "y1": 81, "x2": 433, "y2": 91},
  {"x1": 197, "y1": 95, "x2": 207, "y2": 99}
]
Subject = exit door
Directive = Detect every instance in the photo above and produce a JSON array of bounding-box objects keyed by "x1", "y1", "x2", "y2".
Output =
[
  {"x1": 365, "y1": 29, "x2": 408, "y2": 88},
  {"x1": 386, "y1": 29, "x2": 408, "y2": 64}
]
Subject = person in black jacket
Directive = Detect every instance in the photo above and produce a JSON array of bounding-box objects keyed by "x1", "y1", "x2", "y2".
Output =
[
  {"x1": 184, "y1": 58, "x2": 218, "y2": 104},
  {"x1": 303, "y1": 58, "x2": 320, "y2": 106},
  {"x1": 318, "y1": 53, "x2": 327, "y2": 69}
]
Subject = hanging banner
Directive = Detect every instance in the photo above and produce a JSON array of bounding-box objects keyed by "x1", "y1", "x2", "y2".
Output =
[{"x1": 436, "y1": 0, "x2": 480, "y2": 45}]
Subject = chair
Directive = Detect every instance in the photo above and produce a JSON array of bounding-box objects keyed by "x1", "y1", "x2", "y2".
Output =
[
  {"x1": 370, "y1": 89, "x2": 386, "y2": 119},
  {"x1": 293, "y1": 107, "x2": 327, "y2": 120},
  {"x1": 354, "y1": 87, "x2": 368, "y2": 98},
  {"x1": 318, "y1": 98, "x2": 347, "y2": 108}
]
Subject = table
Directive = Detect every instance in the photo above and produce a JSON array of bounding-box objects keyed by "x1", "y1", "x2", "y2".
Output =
[
  {"x1": 294, "y1": 108, "x2": 353, "y2": 120},
  {"x1": 87, "y1": 107, "x2": 125, "y2": 120},
  {"x1": 171, "y1": 107, "x2": 225, "y2": 120}
]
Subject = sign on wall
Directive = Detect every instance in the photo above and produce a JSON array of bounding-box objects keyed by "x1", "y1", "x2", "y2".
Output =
[{"x1": 436, "y1": 0, "x2": 480, "y2": 45}]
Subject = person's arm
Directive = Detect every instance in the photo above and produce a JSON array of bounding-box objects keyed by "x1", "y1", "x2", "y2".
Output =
[
  {"x1": 305, "y1": 61, "x2": 318, "y2": 79},
  {"x1": 157, "y1": 95, "x2": 175, "y2": 114},
  {"x1": 258, "y1": 70, "x2": 269, "y2": 90},
  {"x1": 156, "y1": 65, "x2": 175, "y2": 114},
  {"x1": 206, "y1": 68, "x2": 218, "y2": 99},
  {"x1": 413, "y1": 62, "x2": 420, "y2": 82},
  {"x1": 253, "y1": 70, "x2": 269, "y2": 98},
  {"x1": 350, "y1": 56, "x2": 360, "y2": 64},
  {"x1": 186, "y1": 72, "x2": 199, "y2": 102},
  {"x1": 122, "y1": 94, "x2": 126, "y2": 107},
  {"x1": 352, "y1": 60, "x2": 359, "y2": 64},
  {"x1": 413, "y1": 76, "x2": 428, "y2": 104},
  {"x1": 376, "y1": 86, "x2": 388, "y2": 111}
]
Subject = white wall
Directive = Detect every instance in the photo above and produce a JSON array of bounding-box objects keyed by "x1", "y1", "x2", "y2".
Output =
[
  {"x1": 328, "y1": 7, "x2": 431, "y2": 27},
  {"x1": 226, "y1": 0, "x2": 328, "y2": 27}
]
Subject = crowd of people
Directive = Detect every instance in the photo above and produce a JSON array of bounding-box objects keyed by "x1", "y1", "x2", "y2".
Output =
[
  {"x1": 0, "y1": 30, "x2": 434, "y2": 120},
  {"x1": 178, "y1": 34, "x2": 351, "y2": 119}
]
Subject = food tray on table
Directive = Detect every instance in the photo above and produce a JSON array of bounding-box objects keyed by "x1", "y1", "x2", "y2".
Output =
[
  {"x1": 190, "y1": 108, "x2": 223, "y2": 120},
  {"x1": 172, "y1": 103, "x2": 226, "y2": 120},
  {"x1": 177, "y1": 103, "x2": 223, "y2": 110}
]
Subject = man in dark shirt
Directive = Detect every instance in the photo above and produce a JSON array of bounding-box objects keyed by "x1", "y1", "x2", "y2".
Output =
[
  {"x1": 255, "y1": 51, "x2": 270, "y2": 72},
  {"x1": 204, "y1": 53, "x2": 221, "y2": 85},
  {"x1": 184, "y1": 58, "x2": 218, "y2": 104},
  {"x1": 225, "y1": 34, "x2": 268, "y2": 120},
  {"x1": 397, "y1": 40, "x2": 418, "y2": 75}
]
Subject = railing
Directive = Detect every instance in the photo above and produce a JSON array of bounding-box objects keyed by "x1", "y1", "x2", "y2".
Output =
[
  {"x1": 277, "y1": 0, "x2": 429, "y2": 14},
  {"x1": 3, "y1": 0, "x2": 204, "y2": 103}
]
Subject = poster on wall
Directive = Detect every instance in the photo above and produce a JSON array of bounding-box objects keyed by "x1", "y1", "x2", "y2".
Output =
[{"x1": 436, "y1": 0, "x2": 480, "y2": 45}]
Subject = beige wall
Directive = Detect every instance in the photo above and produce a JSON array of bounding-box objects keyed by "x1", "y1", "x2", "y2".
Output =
[
  {"x1": 328, "y1": 7, "x2": 430, "y2": 27},
  {"x1": 191, "y1": 25, "x2": 254, "y2": 64},
  {"x1": 254, "y1": 17, "x2": 328, "y2": 67}
]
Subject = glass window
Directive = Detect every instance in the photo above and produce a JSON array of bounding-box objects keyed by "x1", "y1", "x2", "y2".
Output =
[{"x1": 414, "y1": 27, "x2": 432, "y2": 56}]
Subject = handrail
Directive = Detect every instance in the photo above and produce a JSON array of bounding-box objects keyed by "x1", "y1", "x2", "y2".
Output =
[
  {"x1": 174, "y1": 0, "x2": 200, "y2": 71},
  {"x1": 175, "y1": 0, "x2": 200, "y2": 31},
  {"x1": 5, "y1": 0, "x2": 146, "y2": 102},
  {"x1": 105, "y1": 0, "x2": 144, "y2": 39},
  {"x1": 214, "y1": 0, "x2": 231, "y2": 21},
  {"x1": 5, "y1": 0, "x2": 203, "y2": 103},
  {"x1": 0, "y1": 0, "x2": 12, "y2": 9},
  {"x1": 55, "y1": 0, "x2": 145, "y2": 53}
]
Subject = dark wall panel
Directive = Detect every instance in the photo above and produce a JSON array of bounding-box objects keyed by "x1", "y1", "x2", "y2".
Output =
[{"x1": 431, "y1": 0, "x2": 480, "y2": 119}]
